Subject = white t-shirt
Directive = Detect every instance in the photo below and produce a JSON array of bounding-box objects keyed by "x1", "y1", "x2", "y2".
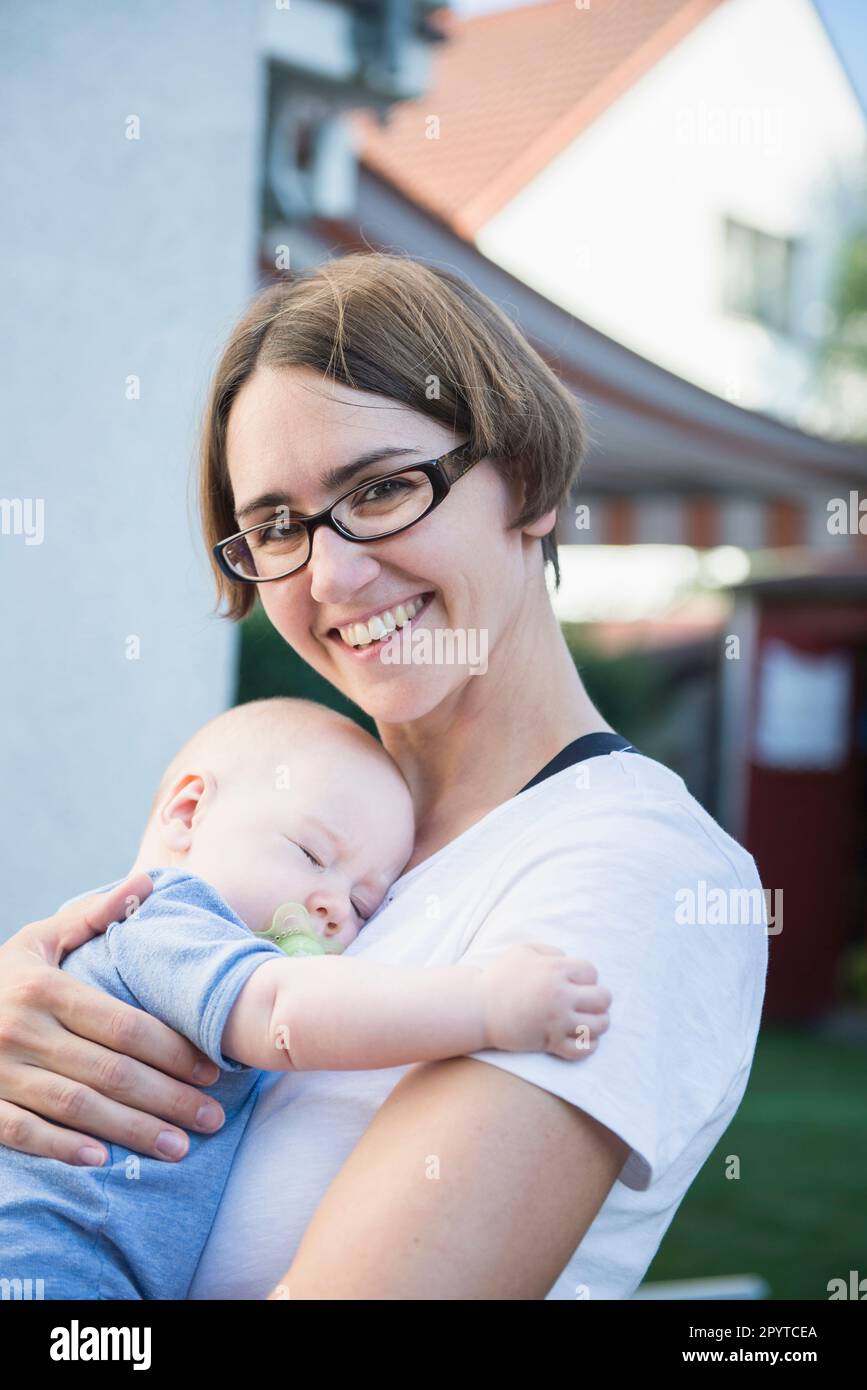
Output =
[{"x1": 189, "y1": 749, "x2": 768, "y2": 1300}]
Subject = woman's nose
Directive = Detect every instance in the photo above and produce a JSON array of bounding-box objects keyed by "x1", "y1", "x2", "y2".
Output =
[{"x1": 307, "y1": 526, "x2": 380, "y2": 605}]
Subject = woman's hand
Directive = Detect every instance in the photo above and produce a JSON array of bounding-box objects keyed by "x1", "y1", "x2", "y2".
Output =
[{"x1": 0, "y1": 873, "x2": 224, "y2": 1165}]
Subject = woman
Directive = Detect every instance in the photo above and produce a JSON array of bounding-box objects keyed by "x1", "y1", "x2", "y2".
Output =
[{"x1": 0, "y1": 253, "x2": 767, "y2": 1299}]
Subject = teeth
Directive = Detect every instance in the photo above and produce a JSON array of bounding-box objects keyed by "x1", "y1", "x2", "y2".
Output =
[{"x1": 338, "y1": 596, "x2": 424, "y2": 648}]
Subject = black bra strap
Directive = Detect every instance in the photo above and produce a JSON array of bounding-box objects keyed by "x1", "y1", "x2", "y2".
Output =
[{"x1": 516, "y1": 732, "x2": 638, "y2": 797}]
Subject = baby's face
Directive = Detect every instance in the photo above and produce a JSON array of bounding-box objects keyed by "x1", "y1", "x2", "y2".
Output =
[{"x1": 177, "y1": 737, "x2": 415, "y2": 946}]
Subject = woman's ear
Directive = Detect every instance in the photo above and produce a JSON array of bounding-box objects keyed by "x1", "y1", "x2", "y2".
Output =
[
  {"x1": 158, "y1": 772, "x2": 216, "y2": 854},
  {"x1": 496, "y1": 461, "x2": 556, "y2": 545},
  {"x1": 522, "y1": 508, "x2": 558, "y2": 540}
]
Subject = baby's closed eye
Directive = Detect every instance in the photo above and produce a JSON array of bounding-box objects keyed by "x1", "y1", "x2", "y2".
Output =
[{"x1": 285, "y1": 837, "x2": 325, "y2": 868}]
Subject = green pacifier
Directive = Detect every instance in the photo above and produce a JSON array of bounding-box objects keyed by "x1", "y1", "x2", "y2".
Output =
[{"x1": 254, "y1": 902, "x2": 341, "y2": 957}]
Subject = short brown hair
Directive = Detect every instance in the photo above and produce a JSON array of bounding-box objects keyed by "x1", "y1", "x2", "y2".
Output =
[{"x1": 199, "y1": 251, "x2": 587, "y2": 620}]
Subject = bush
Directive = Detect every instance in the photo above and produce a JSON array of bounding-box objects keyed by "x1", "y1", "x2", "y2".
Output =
[
  {"x1": 560, "y1": 623, "x2": 672, "y2": 748},
  {"x1": 236, "y1": 608, "x2": 676, "y2": 755},
  {"x1": 235, "y1": 602, "x2": 377, "y2": 737}
]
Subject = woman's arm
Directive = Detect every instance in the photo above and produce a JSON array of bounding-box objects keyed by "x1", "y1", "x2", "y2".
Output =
[
  {"x1": 0, "y1": 873, "x2": 225, "y2": 1165},
  {"x1": 267, "y1": 1055, "x2": 628, "y2": 1300}
]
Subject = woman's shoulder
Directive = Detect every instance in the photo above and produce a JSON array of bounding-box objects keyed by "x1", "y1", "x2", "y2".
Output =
[
  {"x1": 462, "y1": 751, "x2": 768, "y2": 1025},
  {"x1": 510, "y1": 745, "x2": 679, "y2": 817},
  {"x1": 375, "y1": 749, "x2": 763, "y2": 966},
  {"x1": 506, "y1": 749, "x2": 759, "y2": 886}
]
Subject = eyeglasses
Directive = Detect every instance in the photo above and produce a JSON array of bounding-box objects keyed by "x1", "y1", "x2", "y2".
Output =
[{"x1": 213, "y1": 439, "x2": 480, "y2": 584}]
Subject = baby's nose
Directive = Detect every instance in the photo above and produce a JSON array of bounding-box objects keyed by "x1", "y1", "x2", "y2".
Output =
[{"x1": 308, "y1": 893, "x2": 349, "y2": 932}]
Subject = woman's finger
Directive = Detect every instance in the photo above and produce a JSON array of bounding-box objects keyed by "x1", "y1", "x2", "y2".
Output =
[
  {"x1": 0, "y1": 893, "x2": 224, "y2": 1161},
  {"x1": 42, "y1": 970, "x2": 220, "y2": 1093},
  {"x1": 0, "y1": 1072, "x2": 213, "y2": 1164},
  {"x1": 4, "y1": 968, "x2": 224, "y2": 1136},
  {"x1": 0, "y1": 1044, "x2": 224, "y2": 1161},
  {"x1": 15, "y1": 1023, "x2": 225, "y2": 1153},
  {"x1": 0, "y1": 1098, "x2": 113, "y2": 1166}
]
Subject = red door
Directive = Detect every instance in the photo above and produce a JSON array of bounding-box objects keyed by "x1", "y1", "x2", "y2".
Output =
[{"x1": 743, "y1": 601, "x2": 867, "y2": 1022}]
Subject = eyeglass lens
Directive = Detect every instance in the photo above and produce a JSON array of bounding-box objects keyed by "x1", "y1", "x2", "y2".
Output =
[{"x1": 223, "y1": 468, "x2": 436, "y2": 579}]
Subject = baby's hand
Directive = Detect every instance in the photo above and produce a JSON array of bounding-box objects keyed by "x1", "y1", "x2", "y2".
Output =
[{"x1": 480, "y1": 943, "x2": 611, "y2": 1060}]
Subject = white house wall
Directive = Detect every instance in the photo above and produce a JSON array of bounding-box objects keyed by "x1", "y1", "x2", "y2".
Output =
[
  {"x1": 476, "y1": 0, "x2": 867, "y2": 434},
  {"x1": 0, "y1": 2, "x2": 261, "y2": 932}
]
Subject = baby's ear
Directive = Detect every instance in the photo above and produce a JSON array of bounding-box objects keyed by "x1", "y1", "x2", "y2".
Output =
[{"x1": 158, "y1": 772, "x2": 214, "y2": 852}]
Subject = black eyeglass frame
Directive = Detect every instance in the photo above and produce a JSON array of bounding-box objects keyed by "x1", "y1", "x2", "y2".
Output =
[{"x1": 213, "y1": 439, "x2": 480, "y2": 584}]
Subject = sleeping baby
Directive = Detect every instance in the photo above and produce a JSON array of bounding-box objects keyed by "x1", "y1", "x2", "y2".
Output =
[{"x1": 0, "y1": 696, "x2": 611, "y2": 1299}]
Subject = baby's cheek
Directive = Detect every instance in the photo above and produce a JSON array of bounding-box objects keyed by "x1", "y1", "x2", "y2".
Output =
[{"x1": 341, "y1": 919, "x2": 363, "y2": 950}]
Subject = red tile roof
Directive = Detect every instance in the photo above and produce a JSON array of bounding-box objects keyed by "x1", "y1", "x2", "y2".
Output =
[{"x1": 350, "y1": 0, "x2": 726, "y2": 238}]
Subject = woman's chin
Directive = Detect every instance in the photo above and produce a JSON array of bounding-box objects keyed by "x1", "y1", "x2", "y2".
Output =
[{"x1": 344, "y1": 670, "x2": 458, "y2": 727}]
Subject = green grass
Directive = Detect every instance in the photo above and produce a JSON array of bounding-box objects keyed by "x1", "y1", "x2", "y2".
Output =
[{"x1": 645, "y1": 1027, "x2": 867, "y2": 1299}]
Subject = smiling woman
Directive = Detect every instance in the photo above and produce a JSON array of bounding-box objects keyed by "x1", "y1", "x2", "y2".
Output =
[
  {"x1": 0, "y1": 250, "x2": 767, "y2": 1301},
  {"x1": 200, "y1": 253, "x2": 583, "y2": 615}
]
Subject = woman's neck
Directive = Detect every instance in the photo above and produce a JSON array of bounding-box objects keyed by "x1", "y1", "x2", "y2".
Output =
[{"x1": 379, "y1": 593, "x2": 614, "y2": 872}]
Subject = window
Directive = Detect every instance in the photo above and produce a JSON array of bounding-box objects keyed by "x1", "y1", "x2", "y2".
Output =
[{"x1": 722, "y1": 217, "x2": 796, "y2": 334}]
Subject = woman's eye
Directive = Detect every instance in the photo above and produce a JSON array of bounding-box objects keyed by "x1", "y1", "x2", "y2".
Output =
[
  {"x1": 365, "y1": 479, "x2": 407, "y2": 500},
  {"x1": 355, "y1": 477, "x2": 415, "y2": 508},
  {"x1": 255, "y1": 521, "x2": 306, "y2": 549}
]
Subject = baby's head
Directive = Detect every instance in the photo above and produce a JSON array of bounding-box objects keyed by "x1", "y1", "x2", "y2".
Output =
[{"x1": 133, "y1": 698, "x2": 415, "y2": 949}]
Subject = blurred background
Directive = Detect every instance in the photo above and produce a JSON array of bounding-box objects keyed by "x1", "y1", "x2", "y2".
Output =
[{"x1": 2, "y1": 0, "x2": 866, "y2": 1298}]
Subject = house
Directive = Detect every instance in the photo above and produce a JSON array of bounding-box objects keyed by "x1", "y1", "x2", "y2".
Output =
[{"x1": 349, "y1": 0, "x2": 867, "y2": 439}]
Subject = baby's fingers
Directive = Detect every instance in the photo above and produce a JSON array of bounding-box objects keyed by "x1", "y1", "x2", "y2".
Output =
[
  {"x1": 547, "y1": 1010, "x2": 609, "y2": 1062},
  {"x1": 549, "y1": 1033, "x2": 599, "y2": 1062},
  {"x1": 561, "y1": 957, "x2": 599, "y2": 987},
  {"x1": 573, "y1": 1010, "x2": 610, "y2": 1043},
  {"x1": 570, "y1": 983, "x2": 612, "y2": 1014}
]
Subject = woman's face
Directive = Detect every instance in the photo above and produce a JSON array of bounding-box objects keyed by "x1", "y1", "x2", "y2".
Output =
[{"x1": 225, "y1": 364, "x2": 554, "y2": 725}]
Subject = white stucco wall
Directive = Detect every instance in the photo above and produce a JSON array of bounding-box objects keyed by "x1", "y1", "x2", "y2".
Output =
[
  {"x1": 477, "y1": 0, "x2": 867, "y2": 434},
  {"x1": 0, "y1": 2, "x2": 263, "y2": 932}
]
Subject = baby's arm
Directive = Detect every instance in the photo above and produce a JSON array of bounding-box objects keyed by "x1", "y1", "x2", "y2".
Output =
[{"x1": 221, "y1": 944, "x2": 611, "y2": 1072}]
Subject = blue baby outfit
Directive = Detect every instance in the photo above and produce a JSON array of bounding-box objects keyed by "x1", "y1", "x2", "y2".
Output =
[{"x1": 0, "y1": 868, "x2": 284, "y2": 1300}]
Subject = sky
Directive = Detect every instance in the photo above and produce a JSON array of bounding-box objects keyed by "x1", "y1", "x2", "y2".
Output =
[
  {"x1": 450, "y1": 0, "x2": 547, "y2": 14},
  {"x1": 812, "y1": 0, "x2": 867, "y2": 117}
]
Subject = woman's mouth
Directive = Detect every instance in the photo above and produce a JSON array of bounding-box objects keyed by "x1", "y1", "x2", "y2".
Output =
[{"x1": 327, "y1": 592, "x2": 435, "y2": 658}]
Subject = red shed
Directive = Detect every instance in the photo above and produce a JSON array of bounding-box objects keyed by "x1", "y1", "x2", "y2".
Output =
[{"x1": 720, "y1": 556, "x2": 867, "y2": 1022}]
